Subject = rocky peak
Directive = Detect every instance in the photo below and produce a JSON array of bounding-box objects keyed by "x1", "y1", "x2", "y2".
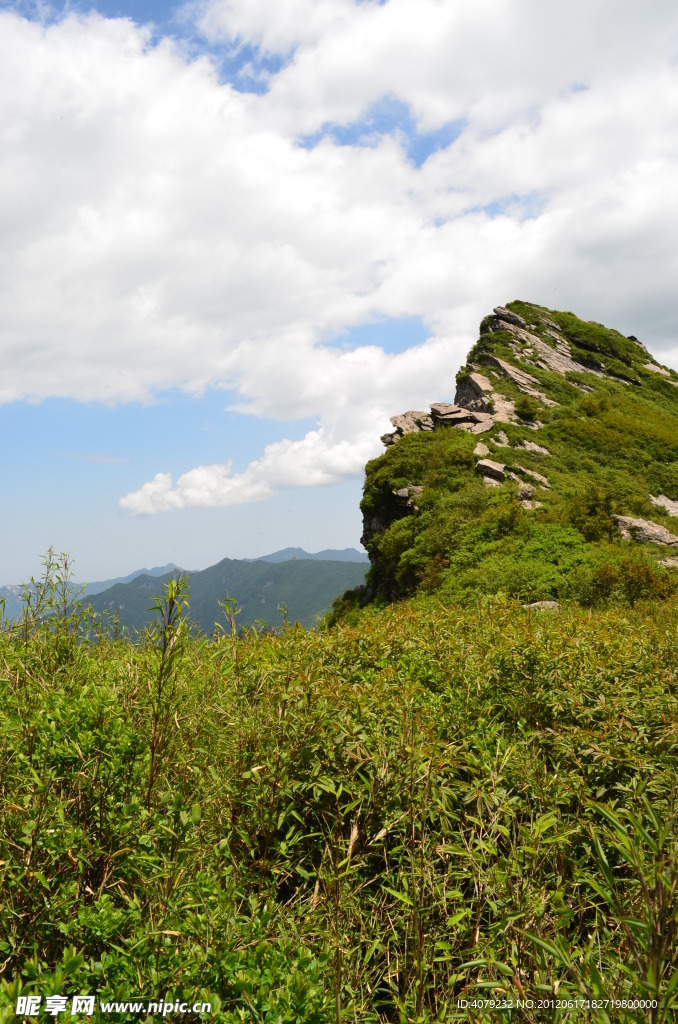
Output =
[
  {"x1": 380, "y1": 301, "x2": 675, "y2": 449},
  {"x1": 358, "y1": 300, "x2": 678, "y2": 609}
]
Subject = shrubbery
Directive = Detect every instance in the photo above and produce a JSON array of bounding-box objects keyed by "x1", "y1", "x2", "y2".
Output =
[{"x1": 1, "y1": 564, "x2": 678, "y2": 1021}]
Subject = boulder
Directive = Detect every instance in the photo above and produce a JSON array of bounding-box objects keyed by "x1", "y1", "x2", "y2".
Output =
[
  {"x1": 493, "y1": 305, "x2": 527, "y2": 328},
  {"x1": 454, "y1": 372, "x2": 494, "y2": 412},
  {"x1": 519, "y1": 440, "x2": 551, "y2": 456},
  {"x1": 430, "y1": 402, "x2": 475, "y2": 425},
  {"x1": 469, "y1": 413, "x2": 495, "y2": 434},
  {"x1": 614, "y1": 515, "x2": 678, "y2": 547},
  {"x1": 474, "y1": 442, "x2": 490, "y2": 457},
  {"x1": 390, "y1": 411, "x2": 434, "y2": 435},
  {"x1": 381, "y1": 410, "x2": 435, "y2": 447},
  {"x1": 476, "y1": 459, "x2": 506, "y2": 481},
  {"x1": 523, "y1": 600, "x2": 560, "y2": 611}
]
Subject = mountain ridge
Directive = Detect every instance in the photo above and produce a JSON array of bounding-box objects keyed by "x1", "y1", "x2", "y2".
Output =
[
  {"x1": 248, "y1": 546, "x2": 368, "y2": 563},
  {"x1": 1, "y1": 550, "x2": 368, "y2": 627},
  {"x1": 85, "y1": 555, "x2": 367, "y2": 634},
  {"x1": 334, "y1": 300, "x2": 678, "y2": 618}
]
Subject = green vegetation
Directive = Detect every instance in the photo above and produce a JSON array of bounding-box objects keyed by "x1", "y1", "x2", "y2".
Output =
[{"x1": 1, "y1": 556, "x2": 677, "y2": 1021}]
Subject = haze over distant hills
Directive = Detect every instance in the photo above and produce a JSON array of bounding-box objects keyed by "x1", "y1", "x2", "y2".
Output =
[
  {"x1": 1, "y1": 549, "x2": 368, "y2": 631},
  {"x1": 248, "y1": 547, "x2": 368, "y2": 564},
  {"x1": 80, "y1": 564, "x2": 180, "y2": 596},
  {"x1": 0, "y1": 564, "x2": 179, "y2": 622}
]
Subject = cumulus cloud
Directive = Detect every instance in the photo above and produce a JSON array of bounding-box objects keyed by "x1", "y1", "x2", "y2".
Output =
[
  {"x1": 3, "y1": 1, "x2": 678, "y2": 513},
  {"x1": 119, "y1": 423, "x2": 376, "y2": 514}
]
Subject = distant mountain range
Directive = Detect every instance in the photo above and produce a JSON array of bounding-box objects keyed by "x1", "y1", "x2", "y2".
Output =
[
  {"x1": 1, "y1": 548, "x2": 368, "y2": 631},
  {"x1": 0, "y1": 563, "x2": 178, "y2": 622},
  {"x1": 248, "y1": 547, "x2": 368, "y2": 563}
]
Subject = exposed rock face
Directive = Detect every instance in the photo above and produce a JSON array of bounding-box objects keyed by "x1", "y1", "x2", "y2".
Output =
[
  {"x1": 482, "y1": 354, "x2": 558, "y2": 406},
  {"x1": 651, "y1": 494, "x2": 678, "y2": 517},
  {"x1": 644, "y1": 362, "x2": 670, "y2": 376},
  {"x1": 482, "y1": 313, "x2": 617, "y2": 383},
  {"x1": 453, "y1": 372, "x2": 517, "y2": 423},
  {"x1": 453, "y1": 373, "x2": 493, "y2": 412},
  {"x1": 614, "y1": 515, "x2": 678, "y2": 547},
  {"x1": 512, "y1": 326, "x2": 597, "y2": 378},
  {"x1": 493, "y1": 305, "x2": 527, "y2": 327}
]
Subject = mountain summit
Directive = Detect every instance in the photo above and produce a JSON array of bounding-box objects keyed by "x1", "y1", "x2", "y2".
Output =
[{"x1": 350, "y1": 301, "x2": 678, "y2": 611}]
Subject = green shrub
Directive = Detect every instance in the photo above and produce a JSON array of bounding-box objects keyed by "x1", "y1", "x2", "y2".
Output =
[
  {"x1": 2, "y1": 582, "x2": 678, "y2": 1019},
  {"x1": 514, "y1": 394, "x2": 541, "y2": 421}
]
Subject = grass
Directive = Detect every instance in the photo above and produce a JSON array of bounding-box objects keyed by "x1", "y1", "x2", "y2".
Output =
[{"x1": 1, "y1": 559, "x2": 677, "y2": 1022}]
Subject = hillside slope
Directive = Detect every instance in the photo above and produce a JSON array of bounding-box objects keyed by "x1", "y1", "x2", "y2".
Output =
[
  {"x1": 88, "y1": 556, "x2": 368, "y2": 633},
  {"x1": 348, "y1": 301, "x2": 678, "y2": 612}
]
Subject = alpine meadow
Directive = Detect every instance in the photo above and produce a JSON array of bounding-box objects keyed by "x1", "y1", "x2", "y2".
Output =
[{"x1": 2, "y1": 303, "x2": 678, "y2": 1023}]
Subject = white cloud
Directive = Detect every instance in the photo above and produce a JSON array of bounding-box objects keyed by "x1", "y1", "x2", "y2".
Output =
[
  {"x1": 119, "y1": 422, "x2": 376, "y2": 514},
  {"x1": 3, "y1": 2, "x2": 678, "y2": 513}
]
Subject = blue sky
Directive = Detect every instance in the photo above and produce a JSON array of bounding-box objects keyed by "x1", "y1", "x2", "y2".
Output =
[{"x1": 2, "y1": 0, "x2": 678, "y2": 583}]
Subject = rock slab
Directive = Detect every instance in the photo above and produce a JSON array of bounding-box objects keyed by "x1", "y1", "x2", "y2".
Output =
[{"x1": 614, "y1": 515, "x2": 678, "y2": 547}]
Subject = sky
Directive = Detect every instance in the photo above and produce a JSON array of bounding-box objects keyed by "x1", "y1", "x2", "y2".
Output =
[{"x1": 2, "y1": 0, "x2": 678, "y2": 583}]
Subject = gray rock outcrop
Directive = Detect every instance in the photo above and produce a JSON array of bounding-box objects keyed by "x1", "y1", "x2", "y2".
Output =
[
  {"x1": 650, "y1": 494, "x2": 678, "y2": 517},
  {"x1": 519, "y1": 440, "x2": 551, "y2": 455},
  {"x1": 515, "y1": 465, "x2": 550, "y2": 489},
  {"x1": 482, "y1": 354, "x2": 558, "y2": 406},
  {"x1": 475, "y1": 459, "x2": 506, "y2": 481},
  {"x1": 614, "y1": 515, "x2": 678, "y2": 547},
  {"x1": 381, "y1": 410, "x2": 433, "y2": 446},
  {"x1": 493, "y1": 305, "x2": 527, "y2": 328},
  {"x1": 453, "y1": 373, "x2": 494, "y2": 413}
]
